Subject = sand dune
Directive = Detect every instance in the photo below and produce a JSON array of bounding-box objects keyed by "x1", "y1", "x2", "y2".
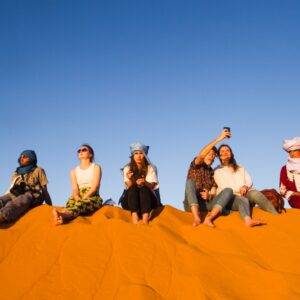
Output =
[{"x1": 0, "y1": 205, "x2": 300, "y2": 299}]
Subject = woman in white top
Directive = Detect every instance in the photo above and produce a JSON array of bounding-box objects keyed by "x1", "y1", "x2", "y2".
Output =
[
  {"x1": 214, "y1": 144, "x2": 277, "y2": 226},
  {"x1": 121, "y1": 142, "x2": 160, "y2": 225},
  {"x1": 53, "y1": 144, "x2": 102, "y2": 225}
]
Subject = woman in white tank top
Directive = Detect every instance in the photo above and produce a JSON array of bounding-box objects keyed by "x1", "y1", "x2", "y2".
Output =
[{"x1": 53, "y1": 144, "x2": 102, "y2": 225}]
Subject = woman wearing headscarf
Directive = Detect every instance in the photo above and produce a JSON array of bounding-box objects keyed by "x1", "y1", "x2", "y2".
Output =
[
  {"x1": 121, "y1": 142, "x2": 160, "y2": 224},
  {"x1": 0, "y1": 150, "x2": 52, "y2": 223},
  {"x1": 280, "y1": 137, "x2": 300, "y2": 208},
  {"x1": 53, "y1": 144, "x2": 102, "y2": 225}
]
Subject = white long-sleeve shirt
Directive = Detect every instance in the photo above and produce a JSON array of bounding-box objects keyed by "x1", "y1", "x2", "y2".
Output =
[
  {"x1": 214, "y1": 165, "x2": 253, "y2": 196},
  {"x1": 123, "y1": 164, "x2": 159, "y2": 190}
]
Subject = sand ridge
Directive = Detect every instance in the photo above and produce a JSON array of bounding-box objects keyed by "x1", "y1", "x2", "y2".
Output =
[{"x1": 0, "y1": 205, "x2": 300, "y2": 299}]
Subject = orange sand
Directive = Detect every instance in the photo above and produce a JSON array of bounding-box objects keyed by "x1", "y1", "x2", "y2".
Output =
[{"x1": 0, "y1": 205, "x2": 300, "y2": 300}]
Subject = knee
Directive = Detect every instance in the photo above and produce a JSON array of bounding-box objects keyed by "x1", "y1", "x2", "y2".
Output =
[
  {"x1": 236, "y1": 196, "x2": 250, "y2": 205},
  {"x1": 222, "y1": 188, "x2": 233, "y2": 197},
  {"x1": 139, "y1": 186, "x2": 151, "y2": 196},
  {"x1": 128, "y1": 185, "x2": 138, "y2": 195},
  {"x1": 247, "y1": 189, "x2": 259, "y2": 197}
]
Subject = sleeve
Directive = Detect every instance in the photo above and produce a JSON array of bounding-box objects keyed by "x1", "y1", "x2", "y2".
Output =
[
  {"x1": 146, "y1": 165, "x2": 158, "y2": 184},
  {"x1": 213, "y1": 169, "x2": 220, "y2": 186},
  {"x1": 190, "y1": 158, "x2": 200, "y2": 169},
  {"x1": 280, "y1": 166, "x2": 293, "y2": 199},
  {"x1": 280, "y1": 166, "x2": 290, "y2": 187},
  {"x1": 244, "y1": 168, "x2": 253, "y2": 188},
  {"x1": 10, "y1": 172, "x2": 17, "y2": 184},
  {"x1": 285, "y1": 190, "x2": 294, "y2": 199},
  {"x1": 5, "y1": 172, "x2": 18, "y2": 194},
  {"x1": 38, "y1": 168, "x2": 49, "y2": 186},
  {"x1": 280, "y1": 182, "x2": 289, "y2": 198},
  {"x1": 123, "y1": 166, "x2": 130, "y2": 183}
]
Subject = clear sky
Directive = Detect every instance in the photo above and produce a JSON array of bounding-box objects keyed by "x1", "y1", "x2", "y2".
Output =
[{"x1": 1, "y1": 0, "x2": 300, "y2": 208}]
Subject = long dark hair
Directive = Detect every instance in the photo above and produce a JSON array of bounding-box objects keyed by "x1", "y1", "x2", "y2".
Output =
[
  {"x1": 129, "y1": 154, "x2": 149, "y2": 181},
  {"x1": 80, "y1": 144, "x2": 95, "y2": 162},
  {"x1": 218, "y1": 144, "x2": 239, "y2": 172}
]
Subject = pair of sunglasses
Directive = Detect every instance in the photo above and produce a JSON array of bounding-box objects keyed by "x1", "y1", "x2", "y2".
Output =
[{"x1": 77, "y1": 148, "x2": 89, "y2": 153}]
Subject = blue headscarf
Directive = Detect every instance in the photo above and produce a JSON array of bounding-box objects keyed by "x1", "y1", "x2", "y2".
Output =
[
  {"x1": 130, "y1": 142, "x2": 151, "y2": 163},
  {"x1": 16, "y1": 150, "x2": 37, "y2": 175}
]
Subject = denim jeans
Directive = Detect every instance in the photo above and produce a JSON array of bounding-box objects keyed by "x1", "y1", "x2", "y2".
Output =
[
  {"x1": 183, "y1": 179, "x2": 233, "y2": 212},
  {"x1": 226, "y1": 195, "x2": 251, "y2": 219},
  {"x1": 246, "y1": 189, "x2": 278, "y2": 214}
]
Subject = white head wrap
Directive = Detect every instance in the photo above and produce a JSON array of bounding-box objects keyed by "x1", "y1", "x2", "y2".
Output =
[{"x1": 283, "y1": 137, "x2": 300, "y2": 152}]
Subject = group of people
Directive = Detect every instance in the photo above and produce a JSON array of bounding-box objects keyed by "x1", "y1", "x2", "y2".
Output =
[{"x1": 0, "y1": 131, "x2": 299, "y2": 227}]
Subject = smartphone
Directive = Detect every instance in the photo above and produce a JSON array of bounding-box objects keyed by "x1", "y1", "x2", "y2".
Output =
[{"x1": 223, "y1": 127, "x2": 231, "y2": 138}]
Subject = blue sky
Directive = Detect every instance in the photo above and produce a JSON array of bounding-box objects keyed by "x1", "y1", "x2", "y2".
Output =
[{"x1": 1, "y1": 0, "x2": 300, "y2": 208}]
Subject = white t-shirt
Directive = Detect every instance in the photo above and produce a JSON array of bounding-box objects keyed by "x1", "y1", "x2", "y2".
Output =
[
  {"x1": 214, "y1": 165, "x2": 253, "y2": 196},
  {"x1": 123, "y1": 164, "x2": 159, "y2": 190}
]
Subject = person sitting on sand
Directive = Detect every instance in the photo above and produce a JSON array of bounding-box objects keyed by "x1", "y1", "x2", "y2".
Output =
[
  {"x1": 53, "y1": 144, "x2": 102, "y2": 225},
  {"x1": 280, "y1": 137, "x2": 300, "y2": 208},
  {"x1": 183, "y1": 129, "x2": 244, "y2": 227},
  {"x1": 214, "y1": 144, "x2": 278, "y2": 221},
  {"x1": 0, "y1": 150, "x2": 52, "y2": 224},
  {"x1": 121, "y1": 142, "x2": 160, "y2": 225}
]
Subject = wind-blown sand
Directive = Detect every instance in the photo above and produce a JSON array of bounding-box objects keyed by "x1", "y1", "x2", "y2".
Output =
[{"x1": 0, "y1": 205, "x2": 299, "y2": 299}]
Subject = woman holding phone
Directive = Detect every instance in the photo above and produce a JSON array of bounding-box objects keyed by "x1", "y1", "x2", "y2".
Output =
[{"x1": 183, "y1": 129, "x2": 235, "y2": 227}]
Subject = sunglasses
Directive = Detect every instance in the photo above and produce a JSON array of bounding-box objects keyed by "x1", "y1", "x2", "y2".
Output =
[{"x1": 77, "y1": 148, "x2": 89, "y2": 153}]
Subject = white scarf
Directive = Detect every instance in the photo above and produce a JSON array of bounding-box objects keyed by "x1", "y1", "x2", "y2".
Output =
[{"x1": 286, "y1": 157, "x2": 300, "y2": 174}]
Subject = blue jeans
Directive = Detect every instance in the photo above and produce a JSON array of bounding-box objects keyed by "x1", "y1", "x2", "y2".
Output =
[
  {"x1": 225, "y1": 195, "x2": 251, "y2": 219},
  {"x1": 246, "y1": 189, "x2": 278, "y2": 215},
  {"x1": 183, "y1": 179, "x2": 233, "y2": 212}
]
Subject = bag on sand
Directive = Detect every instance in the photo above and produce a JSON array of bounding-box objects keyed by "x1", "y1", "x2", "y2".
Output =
[{"x1": 260, "y1": 189, "x2": 286, "y2": 213}]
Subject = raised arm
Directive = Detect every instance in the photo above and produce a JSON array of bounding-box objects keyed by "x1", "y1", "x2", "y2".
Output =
[{"x1": 194, "y1": 129, "x2": 231, "y2": 165}]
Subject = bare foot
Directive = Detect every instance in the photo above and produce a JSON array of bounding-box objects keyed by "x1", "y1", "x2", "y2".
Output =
[
  {"x1": 203, "y1": 217, "x2": 216, "y2": 228},
  {"x1": 245, "y1": 218, "x2": 266, "y2": 227},
  {"x1": 192, "y1": 218, "x2": 201, "y2": 227},
  {"x1": 132, "y1": 212, "x2": 139, "y2": 224},
  {"x1": 142, "y1": 218, "x2": 149, "y2": 225},
  {"x1": 52, "y1": 209, "x2": 64, "y2": 225},
  {"x1": 142, "y1": 213, "x2": 149, "y2": 225}
]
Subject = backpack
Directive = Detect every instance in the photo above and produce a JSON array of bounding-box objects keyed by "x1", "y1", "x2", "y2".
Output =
[{"x1": 260, "y1": 189, "x2": 286, "y2": 213}]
